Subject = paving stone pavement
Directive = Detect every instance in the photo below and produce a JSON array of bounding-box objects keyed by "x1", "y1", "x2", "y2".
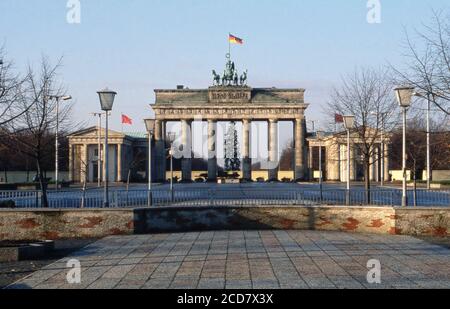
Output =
[{"x1": 5, "y1": 231, "x2": 450, "y2": 289}]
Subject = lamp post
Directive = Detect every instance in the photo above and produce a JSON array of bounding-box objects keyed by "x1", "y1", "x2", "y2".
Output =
[
  {"x1": 370, "y1": 112, "x2": 387, "y2": 186},
  {"x1": 316, "y1": 131, "x2": 324, "y2": 201},
  {"x1": 92, "y1": 112, "x2": 103, "y2": 187},
  {"x1": 97, "y1": 88, "x2": 117, "y2": 208},
  {"x1": 343, "y1": 115, "x2": 355, "y2": 205},
  {"x1": 49, "y1": 95, "x2": 72, "y2": 191},
  {"x1": 381, "y1": 116, "x2": 385, "y2": 186},
  {"x1": 144, "y1": 118, "x2": 156, "y2": 207},
  {"x1": 395, "y1": 86, "x2": 414, "y2": 207},
  {"x1": 167, "y1": 132, "x2": 176, "y2": 203},
  {"x1": 413, "y1": 91, "x2": 432, "y2": 190}
]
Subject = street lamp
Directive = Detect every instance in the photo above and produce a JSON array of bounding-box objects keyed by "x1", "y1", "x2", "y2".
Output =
[
  {"x1": 395, "y1": 86, "x2": 414, "y2": 207},
  {"x1": 48, "y1": 95, "x2": 72, "y2": 191},
  {"x1": 91, "y1": 112, "x2": 103, "y2": 187},
  {"x1": 97, "y1": 88, "x2": 117, "y2": 208},
  {"x1": 343, "y1": 115, "x2": 355, "y2": 205},
  {"x1": 167, "y1": 132, "x2": 177, "y2": 203},
  {"x1": 413, "y1": 91, "x2": 432, "y2": 190},
  {"x1": 144, "y1": 118, "x2": 156, "y2": 207},
  {"x1": 316, "y1": 131, "x2": 324, "y2": 201},
  {"x1": 370, "y1": 112, "x2": 387, "y2": 186}
]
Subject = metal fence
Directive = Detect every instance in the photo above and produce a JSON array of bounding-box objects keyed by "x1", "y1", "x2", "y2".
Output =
[{"x1": 1, "y1": 188, "x2": 449, "y2": 208}]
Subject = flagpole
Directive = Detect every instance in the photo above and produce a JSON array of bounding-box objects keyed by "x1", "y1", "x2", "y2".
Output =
[{"x1": 228, "y1": 33, "x2": 231, "y2": 59}]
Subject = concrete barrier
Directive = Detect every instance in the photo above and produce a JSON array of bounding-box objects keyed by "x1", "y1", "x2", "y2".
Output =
[{"x1": 0, "y1": 206, "x2": 449, "y2": 240}]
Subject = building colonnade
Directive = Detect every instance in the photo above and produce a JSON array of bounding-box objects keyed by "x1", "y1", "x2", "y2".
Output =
[{"x1": 152, "y1": 118, "x2": 308, "y2": 182}]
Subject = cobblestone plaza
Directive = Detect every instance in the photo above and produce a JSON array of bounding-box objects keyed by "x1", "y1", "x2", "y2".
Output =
[{"x1": 7, "y1": 230, "x2": 450, "y2": 289}]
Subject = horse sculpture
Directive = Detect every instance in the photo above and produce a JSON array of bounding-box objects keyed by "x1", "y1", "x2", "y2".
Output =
[
  {"x1": 240, "y1": 70, "x2": 248, "y2": 86},
  {"x1": 212, "y1": 70, "x2": 221, "y2": 86},
  {"x1": 233, "y1": 73, "x2": 239, "y2": 86}
]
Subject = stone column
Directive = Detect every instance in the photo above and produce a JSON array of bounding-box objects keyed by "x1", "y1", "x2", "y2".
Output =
[
  {"x1": 294, "y1": 118, "x2": 307, "y2": 181},
  {"x1": 181, "y1": 119, "x2": 192, "y2": 182},
  {"x1": 117, "y1": 144, "x2": 123, "y2": 182},
  {"x1": 82, "y1": 144, "x2": 88, "y2": 183},
  {"x1": 384, "y1": 144, "x2": 390, "y2": 182},
  {"x1": 207, "y1": 120, "x2": 217, "y2": 182},
  {"x1": 268, "y1": 119, "x2": 279, "y2": 181},
  {"x1": 369, "y1": 146, "x2": 375, "y2": 181},
  {"x1": 161, "y1": 121, "x2": 167, "y2": 181},
  {"x1": 349, "y1": 144, "x2": 355, "y2": 181},
  {"x1": 374, "y1": 146, "x2": 379, "y2": 182},
  {"x1": 154, "y1": 120, "x2": 166, "y2": 182},
  {"x1": 327, "y1": 142, "x2": 340, "y2": 181},
  {"x1": 242, "y1": 119, "x2": 252, "y2": 181},
  {"x1": 337, "y1": 143, "x2": 341, "y2": 181},
  {"x1": 161, "y1": 121, "x2": 166, "y2": 141},
  {"x1": 308, "y1": 146, "x2": 313, "y2": 180}
]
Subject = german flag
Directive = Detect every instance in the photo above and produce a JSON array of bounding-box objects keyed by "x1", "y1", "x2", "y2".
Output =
[{"x1": 229, "y1": 34, "x2": 243, "y2": 45}]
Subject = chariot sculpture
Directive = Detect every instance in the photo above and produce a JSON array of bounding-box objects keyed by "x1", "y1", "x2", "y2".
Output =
[{"x1": 212, "y1": 54, "x2": 248, "y2": 87}]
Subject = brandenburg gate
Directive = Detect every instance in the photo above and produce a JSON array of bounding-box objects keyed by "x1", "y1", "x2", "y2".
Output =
[{"x1": 150, "y1": 58, "x2": 309, "y2": 182}]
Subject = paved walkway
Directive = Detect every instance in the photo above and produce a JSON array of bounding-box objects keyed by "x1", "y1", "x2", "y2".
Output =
[{"x1": 6, "y1": 231, "x2": 450, "y2": 289}]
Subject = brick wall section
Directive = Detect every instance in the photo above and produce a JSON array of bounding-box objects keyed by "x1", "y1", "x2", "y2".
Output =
[
  {"x1": 0, "y1": 209, "x2": 134, "y2": 241},
  {"x1": 395, "y1": 208, "x2": 450, "y2": 237},
  {"x1": 0, "y1": 206, "x2": 448, "y2": 241},
  {"x1": 141, "y1": 206, "x2": 396, "y2": 234}
]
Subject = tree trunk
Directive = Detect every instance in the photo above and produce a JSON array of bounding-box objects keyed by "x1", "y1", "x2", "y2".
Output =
[
  {"x1": 126, "y1": 169, "x2": 131, "y2": 206},
  {"x1": 365, "y1": 158, "x2": 371, "y2": 205},
  {"x1": 81, "y1": 180, "x2": 87, "y2": 208},
  {"x1": 127, "y1": 169, "x2": 131, "y2": 191},
  {"x1": 413, "y1": 160, "x2": 417, "y2": 207},
  {"x1": 36, "y1": 159, "x2": 49, "y2": 208},
  {"x1": 26, "y1": 158, "x2": 30, "y2": 182}
]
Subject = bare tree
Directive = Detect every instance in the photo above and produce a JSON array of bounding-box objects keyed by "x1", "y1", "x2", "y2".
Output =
[
  {"x1": 0, "y1": 46, "x2": 29, "y2": 126},
  {"x1": 390, "y1": 116, "x2": 450, "y2": 172},
  {"x1": 389, "y1": 115, "x2": 450, "y2": 206},
  {"x1": 326, "y1": 67, "x2": 399, "y2": 203},
  {"x1": 392, "y1": 10, "x2": 450, "y2": 118},
  {"x1": 125, "y1": 149, "x2": 146, "y2": 193},
  {"x1": 3, "y1": 56, "x2": 72, "y2": 207}
]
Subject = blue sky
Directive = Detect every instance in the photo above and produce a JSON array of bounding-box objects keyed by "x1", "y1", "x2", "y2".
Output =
[{"x1": 1, "y1": 0, "x2": 449, "y2": 158}]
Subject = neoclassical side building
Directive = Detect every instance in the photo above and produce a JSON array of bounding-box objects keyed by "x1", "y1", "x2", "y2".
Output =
[
  {"x1": 306, "y1": 130, "x2": 391, "y2": 182},
  {"x1": 68, "y1": 127, "x2": 148, "y2": 183}
]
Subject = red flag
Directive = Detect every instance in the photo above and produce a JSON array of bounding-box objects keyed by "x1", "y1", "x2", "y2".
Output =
[
  {"x1": 335, "y1": 114, "x2": 344, "y2": 123},
  {"x1": 121, "y1": 114, "x2": 133, "y2": 125}
]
